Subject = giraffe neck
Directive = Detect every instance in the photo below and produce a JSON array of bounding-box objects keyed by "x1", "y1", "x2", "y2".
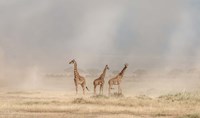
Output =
[
  {"x1": 100, "y1": 66, "x2": 107, "y2": 79},
  {"x1": 73, "y1": 62, "x2": 79, "y2": 78},
  {"x1": 118, "y1": 66, "x2": 127, "y2": 77}
]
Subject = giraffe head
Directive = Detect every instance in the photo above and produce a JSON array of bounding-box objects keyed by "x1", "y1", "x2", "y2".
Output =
[
  {"x1": 69, "y1": 59, "x2": 76, "y2": 64},
  {"x1": 124, "y1": 63, "x2": 128, "y2": 68},
  {"x1": 105, "y1": 65, "x2": 109, "y2": 70}
]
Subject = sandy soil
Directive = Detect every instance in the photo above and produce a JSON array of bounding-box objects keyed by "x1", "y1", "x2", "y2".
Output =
[{"x1": 0, "y1": 90, "x2": 199, "y2": 118}]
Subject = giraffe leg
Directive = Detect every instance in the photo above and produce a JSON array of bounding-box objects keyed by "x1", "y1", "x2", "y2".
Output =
[
  {"x1": 81, "y1": 83, "x2": 85, "y2": 95},
  {"x1": 118, "y1": 85, "x2": 122, "y2": 94},
  {"x1": 118, "y1": 85, "x2": 120, "y2": 94},
  {"x1": 75, "y1": 85, "x2": 78, "y2": 95},
  {"x1": 101, "y1": 84, "x2": 104, "y2": 95},
  {"x1": 94, "y1": 85, "x2": 97, "y2": 95},
  {"x1": 99, "y1": 85, "x2": 101, "y2": 95},
  {"x1": 74, "y1": 79, "x2": 78, "y2": 95},
  {"x1": 119, "y1": 86, "x2": 122, "y2": 94},
  {"x1": 108, "y1": 85, "x2": 111, "y2": 96}
]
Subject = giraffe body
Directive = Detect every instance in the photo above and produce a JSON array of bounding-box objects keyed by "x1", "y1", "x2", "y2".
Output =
[
  {"x1": 108, "y1": 64, "x2": 128, "y2": 95},
  {"x1": 93, "y1": 65, "x2": 109, "y2": 95},
  {"x1": 69, "y1": 59, "x2": 89, "y2": 95}
]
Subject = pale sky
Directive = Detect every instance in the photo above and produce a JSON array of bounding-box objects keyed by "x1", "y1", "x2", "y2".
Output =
[{"x1": 0, "y1": 0, "x2": 200, "y2": 73}]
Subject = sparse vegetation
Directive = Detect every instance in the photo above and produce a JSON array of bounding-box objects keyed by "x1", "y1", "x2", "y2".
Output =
[
  {"x1": 91, "y1": 95, "x2": 109, "y2": 99},
  {"x1": 179, "y1": 114, "x2": 200, "y2": 118},
  {"x1": 0, "y1": 91, "x2": 200, "y2": 118},
  {"x1": 110, "y1": 92, "x2": 124, "y2": 98},
  {"x1": 158, "y1": 92, "x2": 200, "y2": 101}
]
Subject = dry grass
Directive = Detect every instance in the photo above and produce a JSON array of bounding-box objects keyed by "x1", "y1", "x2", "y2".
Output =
[{"x1": 0, "y1": 91, "x2": 200, "y2": 118}]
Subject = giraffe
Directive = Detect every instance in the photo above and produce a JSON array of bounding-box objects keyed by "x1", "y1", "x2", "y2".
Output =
[
  {"x1": 93, "y1": 65, "x2": 109, "y2": 95},
  {"x1": 108, "y1": 64, "x2": 128, "y2": 96},
  {"x1": 69, "y1": 59, "x2": 89, "y2": 95}
]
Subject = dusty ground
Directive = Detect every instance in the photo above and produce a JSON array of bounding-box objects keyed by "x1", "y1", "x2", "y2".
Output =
[{"x1": 0, "y1": 90, "x2": 200, "y2": 118}]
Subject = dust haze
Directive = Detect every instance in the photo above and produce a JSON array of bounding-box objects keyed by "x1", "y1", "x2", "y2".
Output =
[{"x1": 0, "y1": 0, "x2": 200, "y2": 96}]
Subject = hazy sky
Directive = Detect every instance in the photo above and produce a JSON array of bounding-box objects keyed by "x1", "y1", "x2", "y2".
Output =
[{"x1": 0, "y1": 0, "x2": 200, "y2": 74}]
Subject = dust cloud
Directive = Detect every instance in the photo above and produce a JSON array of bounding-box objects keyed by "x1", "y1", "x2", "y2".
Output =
[{"x1": 0, "y1": 0, "x2": 200, "y2": 95}]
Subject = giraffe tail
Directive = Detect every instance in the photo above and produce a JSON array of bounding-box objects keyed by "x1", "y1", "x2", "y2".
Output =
[{"x1": 86, "y1": 86, "x2": 89, "y2": 91}]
